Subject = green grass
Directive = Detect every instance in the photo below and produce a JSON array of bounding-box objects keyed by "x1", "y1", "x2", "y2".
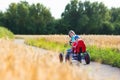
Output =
[
  {"x1": 25, "y1": 38, "x2": 120, "y2": 68},
  {"x1": 87, "y1": 45, "x2": 120, "y2": 67},
  {"x1": 0, "y1": 26, "x2": 14, "y2": 39},
  {"x1": 25, "y1": 38, "x2": 70, "y2": 52}
]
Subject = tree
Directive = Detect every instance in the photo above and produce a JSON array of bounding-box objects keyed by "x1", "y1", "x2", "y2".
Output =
[
  {"x1": 110, "y1": 8, "x2": 120, "y2": 34},
  {"x1": 110, "y1": 8, "x2": 120, "y2": 22},
  {"x1": 61, "y1": 0, "x2": 111, "y2": 34},
  {"x1": 114, "y1": 23, "x2": 120, "y2": 34},
  {"x1": 61, "y1": 0, "x2": 80, "y2": 33},
  {"x1": 1, "y1": 0, "x2": 120, "y2": 34},
  {"x1": 5, "y1": 3, "x2": 18, "y2": 33},
  {"x1": 0, "y1": 11, "x2": 4, "y2": 26},
  {"x1": 29, "y1": 3, "x2": 53, "y2": 34},
  {"x1": 100, "y1": 22, "x2": 114, "y2": 34},
  {"x1": 4, "y1": 1, "x2": 53, "y2": 34},
  {"x1": 84, "y1": 1, "x2": 111, "y2": 34}
]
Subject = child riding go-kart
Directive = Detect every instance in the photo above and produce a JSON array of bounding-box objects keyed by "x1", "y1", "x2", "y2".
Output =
[{"x1": 59, "y1": 30, "x2": 90, "y2": 64}]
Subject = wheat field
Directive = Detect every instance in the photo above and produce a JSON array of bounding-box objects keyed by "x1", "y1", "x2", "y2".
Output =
[
  {"x1": 1, "y1": 35, "x2": 119, "y2": 80},
  {"x1": 0, "y1": 39, "x2": 92, "y2": 80},
  {"x1": 18, "y1": 35, "x2": 120, "y2": 50}
]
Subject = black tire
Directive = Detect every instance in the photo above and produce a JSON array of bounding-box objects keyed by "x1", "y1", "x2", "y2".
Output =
[
  {"x1": 59, "y1": 53, "x2": 63, "y2": 63},
  {"x1": 78, "y1": 53, "x2": 81, "y2": 63},
  {"x1": 84, "y1": 52, "x2": 90, "y2": 64}
]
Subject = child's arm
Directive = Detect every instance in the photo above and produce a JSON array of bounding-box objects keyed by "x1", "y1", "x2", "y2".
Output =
[{"x1": 72, "y1": 42, "x2": 77, "y2": 53}]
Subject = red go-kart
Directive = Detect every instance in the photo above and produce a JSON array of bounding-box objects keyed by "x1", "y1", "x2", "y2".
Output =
[{"x1": 59, "y1": 39, "x2": 90, "y2": 64}]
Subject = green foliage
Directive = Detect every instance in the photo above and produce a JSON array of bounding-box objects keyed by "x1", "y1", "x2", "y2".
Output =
[
  {"x1": 0, "y1": 11, "x2": 5, "y2": 26},
  {"x1": 87, "y1": 45, "x2": 120, "y2": 67},
  {"x1": 0, "y1": 26, "x2": 14, "y2": 39},
  {"x1": 61, "y1": 0, "x2": 111, "y2": 34},
  {"x1": 0, "y1": 0, "x2": 120, "y2": 34},
  {"x1": 110, "y1": 8, "x2": 120, "y2": 23},
  {"x1": 99, "y1": 22, "x2": 114, "y2": 34},
  {"x1": 114, "y1": 23, "x2": 120, "y2": 34},
  {"x1": 2, "y1": 1, "x2": 53, "y2": 34},
  {"x1": 110, "y1": 8, "x2": 120, "y2": 34},
  {"x1": 26, "y1": 38, "x2": 120, "y2": 67}
]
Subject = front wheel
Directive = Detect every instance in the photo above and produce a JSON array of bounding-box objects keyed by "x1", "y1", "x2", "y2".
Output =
[{"x1": 84, "y1": 52, "x2": 90, "y2": 64}]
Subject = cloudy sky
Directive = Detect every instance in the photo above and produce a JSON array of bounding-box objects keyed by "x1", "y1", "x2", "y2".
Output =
[{"x1": 0, "y1": 0, "x2": 120, "y2": 19}]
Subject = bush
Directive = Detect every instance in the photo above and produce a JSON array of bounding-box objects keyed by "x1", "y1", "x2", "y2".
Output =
[{"x1": 0, "y1": 26, "x2": 14, "y2": 39}]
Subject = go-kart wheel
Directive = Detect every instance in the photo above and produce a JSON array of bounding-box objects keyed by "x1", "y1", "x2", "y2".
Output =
[
  {"x1": 78, "y1": 53, "x2": 81, "y2": 63},
  {"x1": 84, "y1": 52, "x2": 90, "y2": 64},
  {"x1": 59, "y1": 53, "x2": 63, "y2": 63}
]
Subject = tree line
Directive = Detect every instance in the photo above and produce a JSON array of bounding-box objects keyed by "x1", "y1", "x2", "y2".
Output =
[{"x1": 0, "y1": 0, "x2": 120, "y2": 34}]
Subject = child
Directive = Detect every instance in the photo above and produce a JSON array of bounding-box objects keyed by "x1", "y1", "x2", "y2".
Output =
[{"x1": 65, "y1": 30, "x2": 80, "y2": 61}]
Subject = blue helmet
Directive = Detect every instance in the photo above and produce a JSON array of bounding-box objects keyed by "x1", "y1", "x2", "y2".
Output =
[{"x1": 75, "y1": 35, "x2": 80, "y2": 40}]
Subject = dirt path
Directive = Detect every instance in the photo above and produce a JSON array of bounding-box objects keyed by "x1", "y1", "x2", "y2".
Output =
[
  {"x1": 14, "y1": 39, "x2": 49, "y2": 54},
  {"x1": 79, "y1": 62, "x2": 120, "y2": 80},
  {"x1": 14, "y1": 39, "x2": 120, "y2": 80}
]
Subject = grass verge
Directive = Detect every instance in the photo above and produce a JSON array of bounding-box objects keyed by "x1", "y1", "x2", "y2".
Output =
[
  {"x1": 0, "y1": 26, "x2": 14, "y2": 39},
  {"x1": 25, "y1": 38, "x2": 70, "y2": 52}
]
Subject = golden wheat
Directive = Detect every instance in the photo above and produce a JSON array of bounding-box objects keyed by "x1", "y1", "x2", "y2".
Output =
[
  {"x1": 22, "y1": 35, "x2": 120, "y2": 50},
  {"x1": 0, "y1": 39, "x2": 92, "y2": 80}
]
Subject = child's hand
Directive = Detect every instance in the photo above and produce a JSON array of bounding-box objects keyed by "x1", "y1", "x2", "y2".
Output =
[{"x1": 69, "y1": 41, "x2": 72, "y2": 46}]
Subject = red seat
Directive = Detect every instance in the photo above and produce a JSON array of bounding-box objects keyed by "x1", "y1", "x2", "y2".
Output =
[{"x1": 72, "y1": 39, "x2": 86, "y2": 53}]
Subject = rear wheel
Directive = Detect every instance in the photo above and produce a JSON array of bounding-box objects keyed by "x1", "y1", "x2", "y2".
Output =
[
  {"x1": 77, "y1": 53, "x2": 81, "y2": 63},
  {"x1": 59, "y1": 53, "x2": 63, "y2": 63},
  {"x1": 84, "y1": 52, "x2": 90, "y2": 64}
]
